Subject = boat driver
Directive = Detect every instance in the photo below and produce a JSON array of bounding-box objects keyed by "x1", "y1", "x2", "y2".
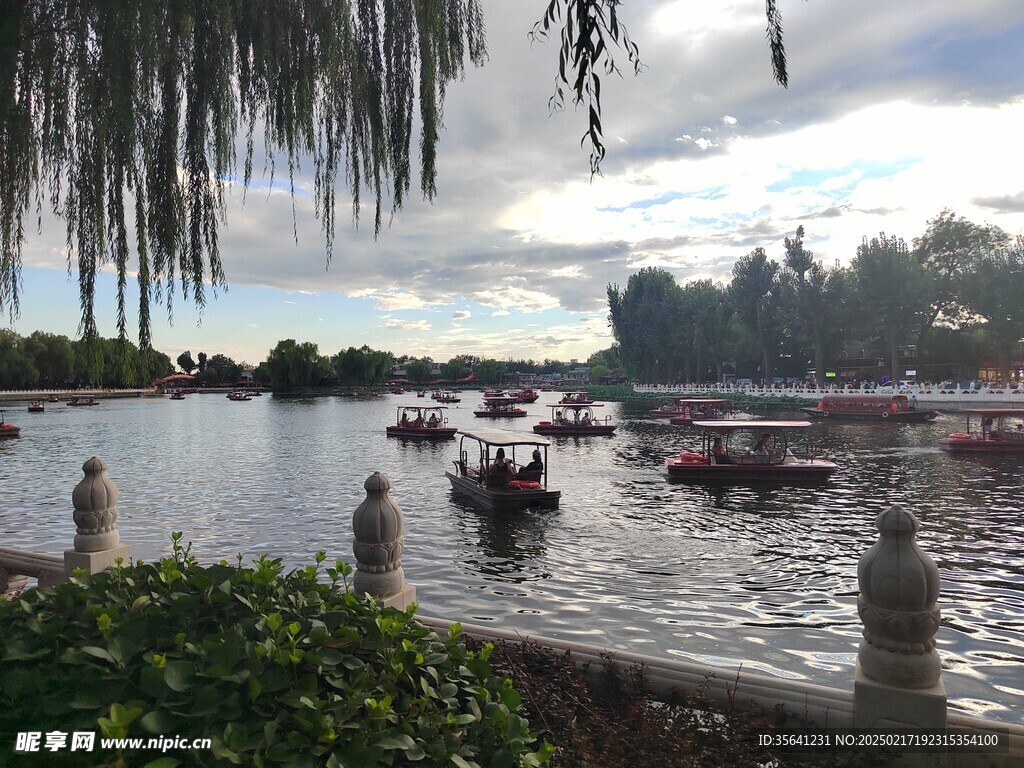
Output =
[
  {"x1": 521, "y1": 449, "x2": 544, "y2": 475},
  {"x1": 752, "y1": 433, "x2": 772, "y2": 461}
]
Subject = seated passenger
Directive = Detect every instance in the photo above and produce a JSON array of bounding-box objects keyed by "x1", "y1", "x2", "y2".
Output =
[
  {"x1": 427, "y1": 413, "x2": 439, "y2": 427},
  {"x1": 520, "y1": 449, "x2": 544, "y2": 475},
  {"x1": 711, "y1": 437, "x2": 732, "y2": 464},
  {"x1": 581, "y1": 413, "x2": 592, "y2": 426},
  {"x1": 488, "y1": 447, "x2": 516, "y2": 481}
]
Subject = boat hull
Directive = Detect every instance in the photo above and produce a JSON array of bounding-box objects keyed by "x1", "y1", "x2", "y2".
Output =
[
  {"x1": 799, "y1": 407, "x2": 939, "y2": 422},
  {"x1": 939, "y1": 437, "x2": 1024, "y2": 453},
  {"x1": 533, "y1": 424, "x2": 615, "y2": 436},
  {"x1": 669, "y1": 416, "x2": 735, "y2": 426},
  {"x1": 648, "y1": 409, "x2": 684, "y2": 419},
  {"x1": 386, "y1": 426, "x2": 457, "y2": 440},
  {"x1": 445, "y1": 471, "x2": 560, "y2": 510},
  {"x1": 666, "y1": 458, "x2": 836, "y2": 483},
  {"x1": 473, "y1": 410, "x2": 526, "y2": 418},
  {"x1": 0, "y1": 426, "x2": 21, "y2": 437}
]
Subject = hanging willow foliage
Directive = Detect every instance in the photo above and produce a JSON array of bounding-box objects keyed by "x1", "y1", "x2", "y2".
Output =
[
  {"x1": 531, "y1": 0, "x2": 787, "y2": 177},
  {"x1": 0, "y1": 0, "x2": 486, "y2": 346},
  {"x1": 1, "y1": 1, "x2": 786, "y2": 347}
]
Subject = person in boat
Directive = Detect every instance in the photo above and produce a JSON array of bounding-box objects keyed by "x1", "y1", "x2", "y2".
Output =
[
  {"x1": 711, "y1": 437, "x2": 733, "y2": 464},
  {"x1": 580, "y1": 413, "x2": 592, "y2": 426},
  {"x1": 489, "y1": 448, "x2": 516, "y2": 482},
  {"x1": 520, "y1": 449, "x2": 544, "y2": 475},
  {"x1": 400, "y1": 413, "x2": 411, "y2": 427},
  {"x1": 413, "y1": 415, "x2": 424, "y2": 427},
  {"x1": 752, "y1": 433, "x2": 772, "y2": 461},
  {"x1": 427, "y1": 412, "x2": 439, "y2": 428}
]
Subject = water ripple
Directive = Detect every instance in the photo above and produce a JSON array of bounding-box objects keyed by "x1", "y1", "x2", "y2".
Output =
[{"x1": 1, "y1": 394, "x2": 1022, "y2": 723}]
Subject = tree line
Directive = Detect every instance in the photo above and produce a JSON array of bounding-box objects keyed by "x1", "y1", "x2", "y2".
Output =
[
  {"x1": 257, "y1": 345, "x2": 622, "y2": 392},
  {"x1": 0, "y1": 331, "x2": 174, "y2": 389},
  {"x1": 607, "y1": 210, "x2": 1024, "y2": 386}
]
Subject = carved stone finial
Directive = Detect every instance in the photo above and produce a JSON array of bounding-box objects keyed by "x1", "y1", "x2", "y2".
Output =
[
  {"x1": 71, "y1": 456, "x2": 121, "y2": 553},
  {"x1": 352, "y1": 472, "x2": 407, "y2": 599},
  {"x1": 857, "y1": 505, "x2": 941, "y2": 689}
]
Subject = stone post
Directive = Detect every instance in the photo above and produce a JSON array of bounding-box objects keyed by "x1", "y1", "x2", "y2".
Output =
[
  {"x1": 352, "y1": 472, "x2": 416, "y2": 610},
  {"x1": 64, "y1": 457, "x2": 131, "y2": 578},
  {"x1": 854, "y1": 505, "x2": 946, "y2": 729}
]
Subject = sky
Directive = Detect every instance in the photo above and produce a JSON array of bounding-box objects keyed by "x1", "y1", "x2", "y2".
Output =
[{"x1": 8, "y1": 0, "x2": 1024, "y2": 367}]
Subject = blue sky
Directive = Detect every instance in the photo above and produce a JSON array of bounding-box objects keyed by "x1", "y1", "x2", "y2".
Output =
[{"x1": 8, "y1": 0, "x2": 1024, "y2": 366}]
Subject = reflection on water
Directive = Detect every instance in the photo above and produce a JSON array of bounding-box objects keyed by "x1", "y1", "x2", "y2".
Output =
[{"x1": 0, "y1": 394, "x2": 1022, "y2": 723}]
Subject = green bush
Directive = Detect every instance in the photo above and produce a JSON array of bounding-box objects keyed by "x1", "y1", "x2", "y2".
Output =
[{"x1": 0, "y1": 536, "x2": 551, "y2": 768}]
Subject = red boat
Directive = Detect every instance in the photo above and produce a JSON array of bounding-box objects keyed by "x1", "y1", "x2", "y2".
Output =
[
  {"x1": 800, "y1": 394, "x2": 939, "y2": 422},
  {"x1": 386, "y1": 406, "x2": 457, "y2": 440},
  {"x1": 0, "y1": 411, "x2": 20, "y2": 438},
  {"x1": 666, "y1": 421, "x2": 837, "y2": 483},
  {"x1": 558, "y1": 391, "x2": 594, "y2": 405},
  {"x1": 534, "y1": 404, "x2": 615, "y2": 436},
  {"x1": 648, "y1": 397, "x2": 703, "y2": 419},
  {"x1": 513, "y1": 388, "x2": 540, "y2": 403},
  {"x1": 445, "y1": 429, "x2": 559, "y2": 511},
  {"x1": 432, "y1": 390, "x2": 461, "y2": 403},
  {"x1": 939, "y1": 409, "x2": 1024, "y2": 453},
  {"x1": 474, "y1": 399, "x2": 527, "y2": 418},
  {"x1": 665, "y1": 398, "x2": 733, "y2": 425}
]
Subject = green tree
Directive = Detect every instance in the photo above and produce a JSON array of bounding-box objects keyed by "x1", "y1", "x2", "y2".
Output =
[
  {"x1": 851, "y1": 234, "x2": 929, "y2": 382},
  {"x1": 441, "y1": 357, "x2": 470, "y2": 382},
  {"x1": 176, "y1": 351, "x2": 196, "y2": 375},
  {"x1": 252, "y1": 362, "x2": 271, "y2": 387},
  {"x1": 681, "y1": 279, "x2": 733, "y2": 383},
  {"x1": 201, "y1": 354, "x2": 242, "y2": 386},
  {"x1": 23, "y1": 331, "x2": 75, "y2": 387},
  {"x1": 334, "y1": 346, "x2": 393, "y2": 386},
  {"x1": 608, "y1": 267, "x2": 686, "y2": 383},
  {"x1": 730, "y1": 248, "x2": 782, "y2": 384},
  {"x1": 586, "y1": 345, "x2": 621, "y2": 371},
  {"x1": 0, "y1": 330, "x2": 38, "y2": 388},
  {"x1": 963, "y1": 238, "x2": 1024, "y2": 387},
  {"x1": 404, "y1": 357, "x2": 433, "y2": 385},
  {"x1": 136, "y1": 346, "x2": 174, "y2": 386},
  {"x1": 196, "y1": 352, "x2": 208, "y2": 374},
  {"x1": 779, "y1": 228, "x2": 850, "y2": 386},
  {"x1": 474, "y1": 358, "x2": 506, "y2": 387},
  {"x1": 913, "y1": 209, "x2": 1008, "y2": 345},
  {"x1": 587, "y1": 364, "x2": 610, "y2": 384},
  {"x1": 266, "y1": 340, "x2": 331, "y2": 391}
]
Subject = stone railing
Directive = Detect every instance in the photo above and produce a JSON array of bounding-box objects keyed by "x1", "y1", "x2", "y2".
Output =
[
  {"x1": 360, "y1": 475, "x2": 1023, "y2": 760},
  {"x1": 4, "y1": 466, "x2": 1021, "y2": 760},
  {"x1": 1, "y1": 457, "x2": 130, "y2": 594}
]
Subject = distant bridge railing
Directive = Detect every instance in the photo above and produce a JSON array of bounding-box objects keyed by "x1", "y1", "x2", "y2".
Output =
[{"x1": 633, "y1": 382, "x2": 1024, "y2": 408}]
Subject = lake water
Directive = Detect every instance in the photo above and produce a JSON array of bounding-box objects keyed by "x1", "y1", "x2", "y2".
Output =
[{"x1": 1, "y1": 393, "x2": 1021, "y2": 724}]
